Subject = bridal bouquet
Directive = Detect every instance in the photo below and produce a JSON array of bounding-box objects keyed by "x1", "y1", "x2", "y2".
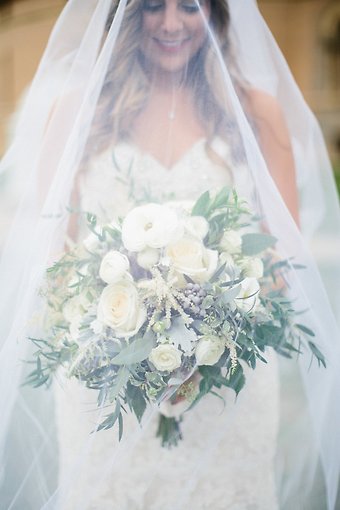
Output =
[{"x1": 26, "y1": 187, "x2": 325, "y2": 447}]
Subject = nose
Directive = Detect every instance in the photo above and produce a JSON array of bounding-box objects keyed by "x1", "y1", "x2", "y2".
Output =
[{"x1": 160, "y1": 4, "x2": 184, "y2": 33}]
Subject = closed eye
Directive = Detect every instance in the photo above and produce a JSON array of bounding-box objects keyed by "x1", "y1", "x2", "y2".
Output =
[
  {"x1": 142, "y1": 0, "x2": 202, "y2": 14},
  {"x1": 180, "y1": 4, "x2": 200, "y2": 13},
  {"x1": 142, "y1": 0, "x2": 164, "y2": 12}
]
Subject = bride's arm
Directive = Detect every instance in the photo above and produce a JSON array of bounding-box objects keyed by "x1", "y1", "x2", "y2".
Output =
[
  {"x1": 247, "y1": 89, "x2": 300, "y2": 227},
  {"x1": 39, "y1": 90, "x2": 83, "y2": 249}
]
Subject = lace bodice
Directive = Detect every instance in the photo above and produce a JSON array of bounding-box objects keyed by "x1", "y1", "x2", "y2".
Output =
[
  {"x1": 54, "y1": 138, "x2": 279, "y2": 510},
  {"x1": 79, "y1": 137, "x2": 250, "y2": 223}
]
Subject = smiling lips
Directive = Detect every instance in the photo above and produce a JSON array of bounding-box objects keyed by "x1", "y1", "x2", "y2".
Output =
[{"x1": 153, "y1": 37, "x2": 190, "y2": 52}]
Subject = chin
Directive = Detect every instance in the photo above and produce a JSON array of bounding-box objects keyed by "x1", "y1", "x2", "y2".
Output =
[
  {"x1": 147, "y1": 50, "x2": 199, "y2": 76},
  {"x1": 156, "y1": 59, "x2": 191, "y2": 74}
]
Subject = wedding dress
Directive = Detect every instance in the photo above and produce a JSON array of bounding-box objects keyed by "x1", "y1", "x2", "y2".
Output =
[
  {"x1": 1, "y1": 2, "x2": 340, "y2": 509},
  {"x1": 54, "y1": 137, "x2": 280, "y2": 510}
]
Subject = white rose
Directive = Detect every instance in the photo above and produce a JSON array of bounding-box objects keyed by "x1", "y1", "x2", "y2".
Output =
[
  {"x1": 97, "y1": 280, "x2": 146, "y2": 338},
  {"x1": 235, "y1": 277, "x2": 260, "y2": 312},
  {"x1": 166, "y1": 236, "x2": 218, "y2": 284},
  {"x1": 220, "y1": 230, "x2": 242, "y2": 254},
  {"x1": 99, "y1": 250, "x2": 130, "y2": 284},
  {"x1": 137, "y1": 247, "x2": 160, "y2": 270},
  {"x1": 149, "y1": 344, "x2": 182, "y2": 372},
  {"x1": 195, "y1": 336, "x2": 225, "y2": 366},
  {"x1": 122, "y1": 203, "x2": 183, "y2": 252},
  {"x1": 239, "y1": 257, "x2": 264, "y2": 279},
  {"x1": 183, "y1": 216, "x2": 209, "y2": 240}
]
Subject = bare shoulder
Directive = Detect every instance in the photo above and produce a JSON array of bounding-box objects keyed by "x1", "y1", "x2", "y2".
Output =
[
  {"x1": 245, "y1": 88, "x2": 290, "y2": 144},
  {"x1": 244, "y1": 89, "x2": 300, "y2": 225},
  {"x1": 246, "y1": 88, "x2": 283, "y2": 117}
]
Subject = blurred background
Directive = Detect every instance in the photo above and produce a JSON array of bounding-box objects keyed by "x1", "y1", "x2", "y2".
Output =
[{"x1": 0, "y1": 0, "x2": 339, "y2": 179}]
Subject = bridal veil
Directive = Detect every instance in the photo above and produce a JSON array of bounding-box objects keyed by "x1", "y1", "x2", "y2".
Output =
[{"x1": 0, "y1": 0, "x2": 339, "y2": 508}]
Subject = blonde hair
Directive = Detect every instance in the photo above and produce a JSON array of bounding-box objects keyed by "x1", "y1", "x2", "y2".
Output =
[{"x1": 86, "y1": 0, "x2": 248, "y2": 165}]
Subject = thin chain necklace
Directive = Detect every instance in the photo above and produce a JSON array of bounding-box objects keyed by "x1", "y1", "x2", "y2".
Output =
[{"x1": 168, "y1": 87, "x2": 178, "y2": 121}]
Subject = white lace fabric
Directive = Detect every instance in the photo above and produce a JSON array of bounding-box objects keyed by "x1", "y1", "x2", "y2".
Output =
[
  {"x1": 54, "y1": 139, "x2": 280, "y2": 510},
  {"x1": 78, "y1": 137, "x2": 250, "y2": 223}
]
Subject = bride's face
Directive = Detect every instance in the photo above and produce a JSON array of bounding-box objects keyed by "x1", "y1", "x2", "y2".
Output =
[{"x1": 140, "y1": 0, "x2": 210, "y2": 74}]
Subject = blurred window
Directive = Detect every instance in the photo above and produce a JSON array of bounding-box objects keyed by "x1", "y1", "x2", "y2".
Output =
[{"x1": 319, "y1": 1, "x2": 340, "y2": 91}]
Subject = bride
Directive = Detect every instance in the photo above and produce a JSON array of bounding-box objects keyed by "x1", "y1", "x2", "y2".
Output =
[{"x1": 0, "y1": 1, "x2": 339, "y2": 509}]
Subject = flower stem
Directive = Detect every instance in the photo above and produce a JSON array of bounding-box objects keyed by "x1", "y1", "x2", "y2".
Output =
[{"x1": 156, "y1": 414, "x2": 183, "y2": 448}]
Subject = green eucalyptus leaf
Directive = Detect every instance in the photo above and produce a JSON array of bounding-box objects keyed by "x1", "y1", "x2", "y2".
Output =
[
  {"x1": 191, "y1": 191, "x2": 211, "y2": 217},
  {"x1": 296, "y1": 323, "x2": 315, "y2": 337},
  {"x1": 241, "y1": 233, "x2": 277, "y2": 256},
  {"x1": 111, "y1": 331, "x2": 156, "y2": 366},
  {"x1": 308, "y1": 341, "x2": 326, "y2": 368},
  {"x1": 98, "y1": 387, "x2": 108, "y2": 407},
  {"x1": 126, "y1": 382, "x2": 147, "y2": 422},
  {"x1": 211, "y1": 187, "x2": 230, "y2": 209},
  {"x1": 118, "y1": 412, "x2": 124, "y2": 441},
  {"x1": 202, "y1": 295, "x2": 215, "y2": 309},
  {"x1": 168, "y1": 316, "x2": 197, "y2": 353},
  {"x1": 109, "y1": 367, "x2": 130, "y2": 401},
  {"x1": 96, "y1": 400, "x2": 121, "y2": 432},
  {"x1": 224, "y1": 364, "x2": 245, "y2": 396},
  {"x1": 220, "y1": 284, "x2": 241, "y2": 304},
  {"x1": 209, "y1": 262, "x2": 226, "y2": 283}
]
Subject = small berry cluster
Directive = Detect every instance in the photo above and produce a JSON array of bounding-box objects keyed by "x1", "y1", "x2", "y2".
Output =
[{"x1": 181, "y1": 282, "x2": 207, "y2": 317}]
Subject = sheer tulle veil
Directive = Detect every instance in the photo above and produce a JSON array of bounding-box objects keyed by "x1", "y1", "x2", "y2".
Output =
[{"x1": 0, "y1": 0, "x2": 339, "y2": 508}]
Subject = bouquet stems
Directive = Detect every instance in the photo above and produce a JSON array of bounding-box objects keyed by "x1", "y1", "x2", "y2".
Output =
[{"x1": 157, "y1": 414, "x2": 183, "y2": 448}]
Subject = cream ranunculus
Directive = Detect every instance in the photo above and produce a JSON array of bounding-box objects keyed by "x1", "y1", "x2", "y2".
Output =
[
  {"x1": 239, "y1": 257, "x2": 264, "y2": 279},
  {"x1": 122, "y1": 203, "x2": 183, "y2": 252},
  {"x1": 195, "y1": 336, "x2": 225, "y2": 366},
  {"x1": 166, "y1": 235, "x2": 218, "y2": 284},
  {"x1": 99, "y1": 250, "x2": 130, "y2": 284},
  {"x1": 149, "y1": 344, "x2": 182, "y2": 372},
  {"x1": 235, "y1": 277, "x2": 260, "y2": 312},
  {"x1": 220, "y1": 230, "x2": 242, "y2": 254},
  {"x1": 97, "y1": 280, "x2": 146, "y2": 338}
]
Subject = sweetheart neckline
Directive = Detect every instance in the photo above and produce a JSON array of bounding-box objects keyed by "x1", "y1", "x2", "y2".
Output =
[{"x1": 111, "y1": 137, "x2": 208, "y2": 173}]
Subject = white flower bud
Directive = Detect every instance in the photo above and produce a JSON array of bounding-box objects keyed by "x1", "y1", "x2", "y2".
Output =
[
  {"x1": 149, "y1": 344, "x2": 182, "y2": 372},
  {"x1": 195, "y1": 336, "x2": 225, "y2": 366},
  {"x1": 235, "y1": 277, "x2": 261, "y2": 313},
  {"x1": 220, "y1": 230, "x2": 242, "y2": 254},
  {"x1": 99, "y1": 250, "x2": 130, "y2": 284},
  {"x1": 239, "y1": 257, "x2": 264, "y2": 279}
]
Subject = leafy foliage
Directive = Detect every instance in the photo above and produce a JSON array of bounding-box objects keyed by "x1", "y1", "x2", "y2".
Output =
[{"x1": 24, "y1": 186, "x2": 325, "y2": 448}]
